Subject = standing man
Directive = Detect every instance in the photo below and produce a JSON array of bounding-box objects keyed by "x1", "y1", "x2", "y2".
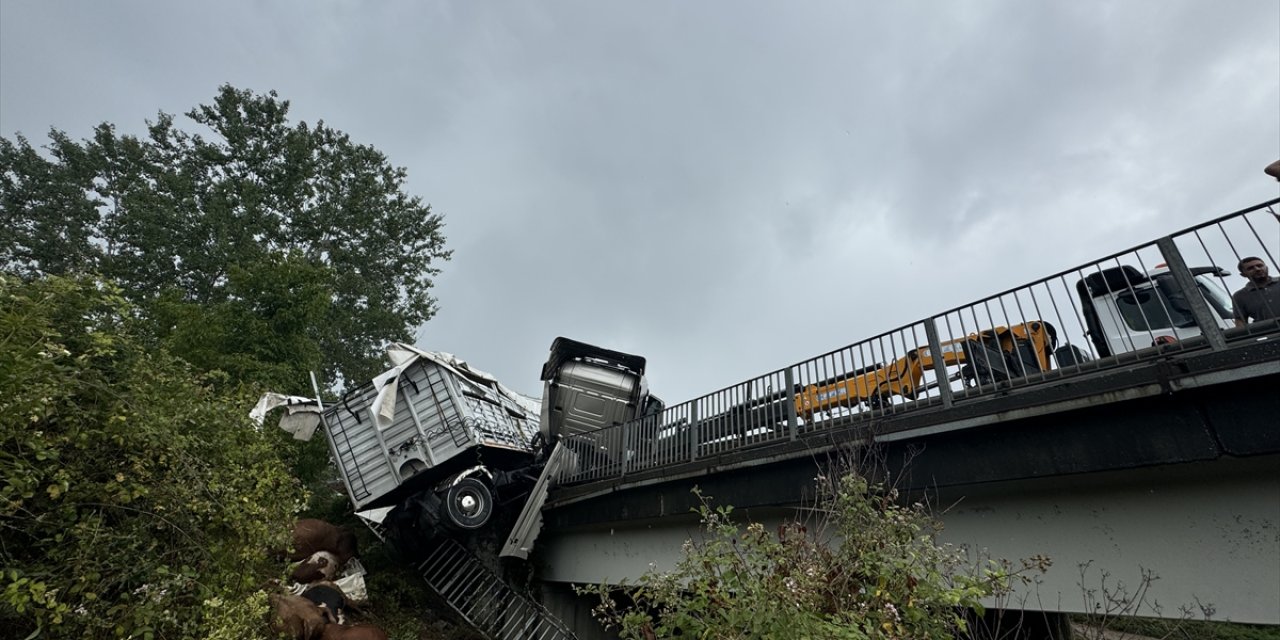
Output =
[{"x1": 1232, "y1": 257, "x2": 1280, "y2": 326}]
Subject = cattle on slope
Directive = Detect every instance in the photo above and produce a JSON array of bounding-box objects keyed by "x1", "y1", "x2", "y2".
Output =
[
  {"x1": 291, "y1": 550, "x2": 340, "y2": 584},
  {"x1": 269, "y1": 593, "x2": 328, "y2": 640},
  {"x1": 288, "y1": 518, "x2": 359, "y2": 567},
  {"x1": 319, "y1": 622, "x2": 390, "y2": 640},
  {"x1": 300, "y1": 581, "x2": 349, "y2": 625}
]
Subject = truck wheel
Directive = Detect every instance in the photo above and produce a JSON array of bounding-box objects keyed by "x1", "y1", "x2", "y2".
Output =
[
  {"x1": 442, "y1": 477, "x2": 493, "y2": 531},
  {"x1": 867, "y1": 393, "x2": 887, "y2": 410}
]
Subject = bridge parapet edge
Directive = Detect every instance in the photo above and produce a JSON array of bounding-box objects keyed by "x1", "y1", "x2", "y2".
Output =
[{"x1": 546, "y1": 337, "x2": 1279, "y2": 522}]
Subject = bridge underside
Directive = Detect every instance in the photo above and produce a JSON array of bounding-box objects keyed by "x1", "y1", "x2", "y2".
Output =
[{"x1": 536, "y1": 340, "x2": 1280, "y2": 624}]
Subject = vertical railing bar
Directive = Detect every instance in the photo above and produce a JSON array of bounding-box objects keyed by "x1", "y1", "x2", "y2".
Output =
[
  {"x1": 1192, "y1": 229, "x2": 1232, "y2": 292},
  {"x1": 1047, "y1": 275, "x2": 1077, "y2": 372},
  {"x1": 619, "y1": 420, "x2": 630, "y2": 477},
  {"x1": 976, "y1": 300, "x2": 1000, "y2": 389},
  {"x1": 688, "y1": 400, "x2": 699, "y2": 462},
  {"x1": 954, "y1": 307, "x2": 974, "y2": 399},
  {"x1": 923, "y1": 317, "x2": 953, "y2": 409},
  {"x1": 1020, "y1": 285, "x2": 1051, "y2": 381},
  {"x1": 1097, "y1": 258, "x2": 1139, "y2": 358},
  {"x1": 876, "y1": 335, "x2": 892, "y2": 415},
  {"x1": 1130, "y1": 250, "x2": 1175, "y2": 351},
  {"x1": 784, "y1": 367, "x2": 798, "y2": 441},
  {"x1": 1216, "y1": 220, "x2": 1246, "y2": 265},
  {"x1": 994, "y1": 295, "x2": 1023, "y2": 380},
  {"x1": 1061, "y1": 270, "x2": 1097, "y2": 363},
  {"x1": 1238, "y1": 211, "x2": 1279, "y2": 266},
  {"x1": 911, "y1": 322, "x2": 931, "y2": 401},
  {"x1": 1008, "y1": 291, "x2": 1033, "y2": 381},
  {"x1": 892, "y1": 330, "x2": 908, "y2": 412},
  {"x1": 942, "y1": 313, "x2": 961, "y2": 400},
  {"x1": 1025, "y1": 287, "x2": 1053, "y2": 382},
  {"x1": 829, "y1": 350, "x2": 839, "y2": 424},
  {"x1": 835, "y1": 347, "x2": 852, "y2": 416}
]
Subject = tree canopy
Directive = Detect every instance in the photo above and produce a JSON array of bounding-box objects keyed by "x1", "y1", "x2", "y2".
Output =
[{"x1": 0, "y1": 85, "x2": 451, "y2": 391}]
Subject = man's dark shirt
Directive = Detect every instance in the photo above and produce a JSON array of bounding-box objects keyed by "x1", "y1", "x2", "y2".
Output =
[{"x1": 1232, "y1": 276, "x2": 1280, "y2": 322}]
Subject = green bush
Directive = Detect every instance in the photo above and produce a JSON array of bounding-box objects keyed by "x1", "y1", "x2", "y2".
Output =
[
  {"x1": 582, "y1": 475, "x2": 1043, "y2": 640},
  {"x1": 0, "y1": 275, "x2": 303, "y2": 639}
]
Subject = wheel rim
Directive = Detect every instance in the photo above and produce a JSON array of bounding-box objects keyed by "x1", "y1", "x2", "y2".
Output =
[
  {"x1": 445, "y1": 479, "x2": 492, "y2": 529},
  {"x1": 456, "y1": 490, "x2": 482, "y2": 517}
]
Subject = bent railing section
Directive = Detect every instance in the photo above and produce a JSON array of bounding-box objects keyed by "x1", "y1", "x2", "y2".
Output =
[{"x1": 562, "y1": 198, "x2": 1280, "y2": 484}]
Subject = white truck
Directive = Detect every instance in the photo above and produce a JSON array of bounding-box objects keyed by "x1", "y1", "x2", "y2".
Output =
[{"x1": 1075, "y1": 264, "x2": 1236, "y2": 357}]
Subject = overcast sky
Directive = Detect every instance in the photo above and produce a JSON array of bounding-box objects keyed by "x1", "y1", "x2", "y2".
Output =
[{"x1": 2, "y1": 1, "x2": 1278, "y2": 402}]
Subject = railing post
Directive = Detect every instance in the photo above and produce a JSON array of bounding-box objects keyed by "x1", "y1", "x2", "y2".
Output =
[
  {"x1": 688, "y1": 402, "x2": 699, "y2": 462},
  {"x1": 784, "y1": 368, "x2": 799, "y2": 440},
  {"x1": 1155, "y1": 237, "x2": 1228, "y2": 351},
  {"x1": 923, "y1": 318, "x2": 954, "y2": 409},
  {"x1": 619, "y1": 422, "x2": 629, "y2": 476}
]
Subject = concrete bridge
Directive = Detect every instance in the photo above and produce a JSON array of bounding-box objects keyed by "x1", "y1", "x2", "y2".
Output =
[{"x1": 530, "y1": 334, "x2": 1280, "y2": 634}]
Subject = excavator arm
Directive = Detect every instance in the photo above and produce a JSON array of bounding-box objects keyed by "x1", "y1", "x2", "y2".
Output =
[{"x1": 794, "y1": 321, "x2": 1057, "y2": 417}]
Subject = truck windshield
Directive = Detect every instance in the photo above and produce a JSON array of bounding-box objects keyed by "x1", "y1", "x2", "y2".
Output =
[
  {"x1": 1192, "y1": 274, "x2": 1234, "y2": 319},
  {"x1": 1116, "y1": 285, "x2": 1191, "y2": 331},
  {"x1": 1115, "y1": 274, "x2": 1234, "y2": 331}
]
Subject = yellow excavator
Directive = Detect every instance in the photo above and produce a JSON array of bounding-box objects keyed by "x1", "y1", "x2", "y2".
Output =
[{"x1": 794, "y1": 320, "x2": 1060, "y2": 418}]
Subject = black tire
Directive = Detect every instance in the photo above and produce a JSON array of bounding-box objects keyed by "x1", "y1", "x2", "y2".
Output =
[
  {"x1": 441, "y1": 477, "x2": 494, "y2": 531},
  {"x1": 867, "y1": 393, "x2": 887, "y2": 411}
]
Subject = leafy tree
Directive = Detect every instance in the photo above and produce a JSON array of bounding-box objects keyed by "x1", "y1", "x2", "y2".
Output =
[
  {"x1": 582, "y1": 476, "x2": 1046, "y2": 640},
  {"x1": 0, "y1": 274, "x2": 303, "y2": 639},
  {"x1": 0, "y1": 85, "x2": 451, "y2": 391}
]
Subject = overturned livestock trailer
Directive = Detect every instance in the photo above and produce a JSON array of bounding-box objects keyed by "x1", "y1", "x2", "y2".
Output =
[{"x1": 318, "y1": 344, "x2": 543, "y2": 533}]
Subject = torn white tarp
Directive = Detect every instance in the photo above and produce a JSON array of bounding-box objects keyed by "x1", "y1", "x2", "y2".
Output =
[
  {"x1": 249, "y1": 393, "x2": 322, "y2": 441},
  {"x1": 252, "y1": 343, "x2": 541, "y2": 441},
  {"x1": 370, "y1": 355, "x2": 416, "y2": 431},
  {"x1": 372, "y1": 343, "x2": 542, "y2": 431},
  {"x1": 288, "y1": 557, "x2": 368, "y2": 604}
]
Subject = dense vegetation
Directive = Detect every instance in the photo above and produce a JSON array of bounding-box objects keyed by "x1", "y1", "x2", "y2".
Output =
[
  {"x1": 582, "y1": 477, "x2": 1047, "y2": 640},
  {"x1": 0, "y1": 275, "x2": 300, "y2": 638}
]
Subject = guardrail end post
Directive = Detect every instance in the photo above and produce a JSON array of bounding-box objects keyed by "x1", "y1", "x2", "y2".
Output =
[
  {"x1": 924, "y1": 318, "x2": 955, "y2": 408},
  {"x1": 689, "y1": 403, "x2": 699, "y2": 462},
  {"x1": 1155, "y1": 237, "x2": 1228, "y2": 351},
  {"x1": 784, "y1": 368, "x2": 799, "y2": 440}
]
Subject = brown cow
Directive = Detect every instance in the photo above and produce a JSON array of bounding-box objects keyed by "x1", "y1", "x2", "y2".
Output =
[
  {"x1": 288, "y1": 518, "x2": 359, "y2": 567},
  {"x1": 300, "y1": 581, "x2": 348, "y2": 625},
  {"x1": 269, "y1": 593, "x2": 328, "y2": 640},
  {"x1": 290, "y1": 550, "x2": 340, "y2": 584},
  {"x1": 319, "y1": 623, "x2": 389, "y2": 640}
]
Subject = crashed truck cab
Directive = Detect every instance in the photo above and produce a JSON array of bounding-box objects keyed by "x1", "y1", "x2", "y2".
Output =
[
  {"x1": 494, "y1": 337, "x2": 662, "y2": 560},
  {"x1": 537, "y1": 337, "x2": 664, "y2": 473}
]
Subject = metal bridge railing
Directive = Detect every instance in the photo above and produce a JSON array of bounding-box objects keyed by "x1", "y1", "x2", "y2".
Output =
[{"x1": 561, "y1": 198, "x2": 1280, "y2": 484}]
